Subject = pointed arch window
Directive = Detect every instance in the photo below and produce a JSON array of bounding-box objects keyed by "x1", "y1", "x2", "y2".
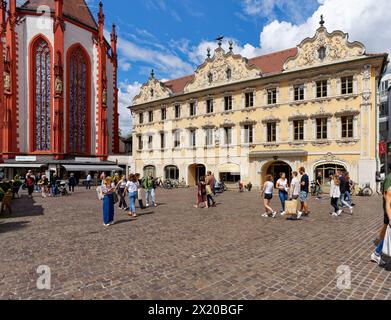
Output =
[
  {"x1": 33, "y1": 38, "x2": 51, "y2": 151},
  {"x1": 69, "y1": 46, "x2": 89, "y2": 154}
]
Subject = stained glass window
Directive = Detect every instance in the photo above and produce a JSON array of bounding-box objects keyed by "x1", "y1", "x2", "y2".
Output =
[
  {"x1": 69, "y1": 47, "x2": 88, "y2": 154},
  {"x1": 34, "y1": 39, "x2": 51, "y2": 151}
]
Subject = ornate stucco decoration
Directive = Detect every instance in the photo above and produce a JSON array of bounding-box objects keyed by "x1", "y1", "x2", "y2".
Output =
[
  {"x1": 284, "y1": 26, "x2": 366, "y2": 71},
  {"x1": 133, "y1": 70, "x2": 173, "y2": 105},
  {"x1": 261, "y1": 115, "x2": 281, "y2": 124},
  {"x1": 184, "y1": 47, "x2": 261, "y2": 93},
  {"x1": 288, "y1": 111, "x2": 309, "y2": 121},
  {"x1": 335, "y1": 107, "x2": 360, "y2": 117}
]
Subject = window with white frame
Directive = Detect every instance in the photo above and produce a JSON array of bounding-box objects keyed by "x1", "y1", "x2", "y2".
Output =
[
  {"x1": 341, "y1": 116, "x2": 354, "y2": 139},
  {"x1": 244, "y1": 125, "x2": 254, "y2": 144},
  {"x1": 267, "y1": 123, "x2": 277, "y2": 142},
  {"x1": 161, "y1": 108, "x2": 167, "y2": 121},
  {"x1": 139, "y1": 113, "x2": 144, "y2": 124},
  {"x1": 316, "y1": 118, "x2": 328, "y2": 140},
  {"x1": 148, "y1": 111, "x2": 153, "y2": 123},
  {"x1": 293, "y1": 120, "x2": 304, "y2": 141},
  {"x1": 205, "y1": 128, "x2": 214, "y2": 146},
  {"x1": 174, "y1": 131, "x2": 181, "y2": 148},
  {"x1": 206, "y1": 99, "x2": 214, "y2": 114},
  {"x1": 175, "y1": 105, "x2": 181, "y2": 119},
  {"x1": 224, "y1": 96, "x2": 233, "y2": 111},
  {"x1": 245, "y1": 92, "x2": 254, "y2": 108},
  {"x1": 148, "y1": 135, "x2": 153, "y2": 149},
  {"x1": 294, "y1": 84, "x2": 305, "y2": 101},
  {"x1": 224, "y1": 127, "x2": 232, "y2": 145},
  {"x1": 160, "y1": 132, "x2": 165, "y2": 149},
  {"x1": 138, "y1": 135, "x2": 143, "y2": 150},
  {"x1": 341, "y1": 76, "x2": 354, "y2": 95},
  {"x1": 189, "y1": 129, "x2": 196, "y2": 147},
  {"x1": 267, "y1": 88, "x2": 277, "y2": 105},
  {"x1": 316, "y1": 80, "x2": 328, "y2": 98},
  {"x1": 189, "y1": 102, "x2": 196, "y2": 117}
]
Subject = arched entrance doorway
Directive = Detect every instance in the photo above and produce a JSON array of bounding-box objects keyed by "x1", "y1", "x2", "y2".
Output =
[
  {"x1": 314, "y1": 163, "x2": 347, "y2": 187},
  {"x1": 143, "y1": 165, "x2": 156, "y2": 178},
  {"x1": 165, "y1": 165, "x2": 179, "y2": 180},
  {"x1": 188, "y1": 164, "x2": 206, "y2": 186},
  {"x1": 265, "y1": 161, "x2": 293, "y2": 184}
]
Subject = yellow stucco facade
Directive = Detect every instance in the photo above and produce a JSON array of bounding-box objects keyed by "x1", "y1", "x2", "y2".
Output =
[{"x1": 130, "y1": 24, "x2": 388, "y2": 189}]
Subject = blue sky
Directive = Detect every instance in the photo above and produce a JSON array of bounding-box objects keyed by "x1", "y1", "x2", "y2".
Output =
[
  {"x1": 86, "y1": 0, "x2": 391, "y2": 135},
  {"x1": 90, "y1": 0, "x2": 320, "y2": 83}
]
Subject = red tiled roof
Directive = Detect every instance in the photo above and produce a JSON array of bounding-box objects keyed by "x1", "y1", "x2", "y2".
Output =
[
  {"x1": 163, "y1": 48, "x2": 298, "y2": 94},
  {"x1": 164, "y1": 74, "x2": 194, "y2": 94},
  {"x1": 20, "y1": 0, "x2": 98, "y2": 30},
  {"x1": 248, "y1": 48, "x2": 298, "y2": 74}
]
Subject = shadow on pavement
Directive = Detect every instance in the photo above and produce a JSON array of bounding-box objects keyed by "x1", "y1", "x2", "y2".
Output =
[
  {"x1": 0, "y1": 220, "x2": 30, "y2": 234},
  {"x1": 2, "y1": 195, "x2": 44, "y2": 219}
]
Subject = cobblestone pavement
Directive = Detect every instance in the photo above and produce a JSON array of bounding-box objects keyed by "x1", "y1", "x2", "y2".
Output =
[{"x1": 0, "y1": 187, "x2": 390, "y2": 300}]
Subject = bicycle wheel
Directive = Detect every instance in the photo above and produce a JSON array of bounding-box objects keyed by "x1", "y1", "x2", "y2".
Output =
[{"x1": 363, "y1": 187, "x2": 373, "y2": 197}]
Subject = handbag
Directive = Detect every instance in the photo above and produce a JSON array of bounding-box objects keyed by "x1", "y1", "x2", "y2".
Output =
[
  {"x1": 382, "y1": 226, "x2": 391, "y2": 257},
  {"x1": 96, "y1": 186, "x2": 104, "y2": 200},
  {"x1": 112, "y1": 192, "x2": 119, "y2": 204},
  {"x1": 285, "y1": 200, "x2": 298, "y2": 216}
]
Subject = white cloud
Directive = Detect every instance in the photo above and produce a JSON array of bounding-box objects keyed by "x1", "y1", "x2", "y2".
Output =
[
  {"x1": 117, "y1": 35, "x2": 194, "y2": 79},
  {"x1": 188, "y1": 38, "x2": 262, "y2": 66},
  {"x1": 242, "y1": 0, "x2": 319, "y2": 23},
  {"x1": 118, "y1": 81, "x2": 142, "y2": 136},
  {"x1": 257, "y1": 0, "x2": 391, "y2": 56}
]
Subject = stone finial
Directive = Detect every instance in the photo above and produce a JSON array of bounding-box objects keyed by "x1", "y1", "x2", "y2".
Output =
[
  {"x1": 207, "y1": 47, "x2": 211, "y2": 59},
  {"x1": 320, "y1": 14, "x2": 325, "y2": 27},
  {"x1": 216, "y1": 35, "x2": 224, "y2": 47},
  {"x1": 229, "y1": 40, "x2": 233, "y2": 53}
]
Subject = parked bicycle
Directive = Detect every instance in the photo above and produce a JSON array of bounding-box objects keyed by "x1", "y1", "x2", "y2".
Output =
[{"x1": 355, "y1": 183, "x2": 374, "y2": 197}]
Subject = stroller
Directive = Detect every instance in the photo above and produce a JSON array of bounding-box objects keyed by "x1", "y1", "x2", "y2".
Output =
[{"x1": 58, "y1": 181, "x2": 71, "y2": 196}]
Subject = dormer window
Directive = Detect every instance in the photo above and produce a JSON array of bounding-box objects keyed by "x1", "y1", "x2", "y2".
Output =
[
  {"x1": 318, "y1": 46, "x2": 326, "y2": 60},
  {"x1": 208, "y1": 73, "x2": 213, "y2": 84},
  {"x1": 150, "y1": 88, "x2": 154, "y2": 97},
  {"x1": 226, "y1": 68, "x2": 232, "y2": 80}
]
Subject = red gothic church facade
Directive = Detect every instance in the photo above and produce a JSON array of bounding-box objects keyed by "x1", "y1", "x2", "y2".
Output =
[{"x1": 0, "y1": 0, "x2": 120, "y2": 177}]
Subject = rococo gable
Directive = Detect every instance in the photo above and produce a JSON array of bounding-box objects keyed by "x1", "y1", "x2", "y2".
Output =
[
  {"x1": 133, "y1": 70, "x2": 173, "y2": 105},
  {"x1": 183, "y1": 45, "x2": 261, "y2": 93},
  {"x1": 284, "y1": 22, "x2": 366, "y2": 71}
]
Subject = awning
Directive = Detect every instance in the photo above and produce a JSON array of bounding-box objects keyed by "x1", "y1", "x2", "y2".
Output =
[
  {"x1": 250, "y1": 150, "x2": 308, "y2": 159},
  {"x1": 0, "y1": 163, "x2": 44, "y2": 168},
  {"x1": 62, "y1": 165, "x2": 123, "y2": 172},
  {"x1": 218, "y1": 163, "x2": 240, "y2": 174}
]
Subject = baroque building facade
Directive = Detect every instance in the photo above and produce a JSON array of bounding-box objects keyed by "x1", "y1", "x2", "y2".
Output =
[
  {"x1": 0, "y1": 0, "x2": 120, "y2": 178},
  {"x1": 130, "y1": 19, "x2": 388, "y2": 189}
]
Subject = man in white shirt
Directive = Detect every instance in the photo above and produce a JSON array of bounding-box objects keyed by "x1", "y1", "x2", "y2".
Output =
[{"x1": 86, "y1": 173, "x2": 92, "y2": 190}]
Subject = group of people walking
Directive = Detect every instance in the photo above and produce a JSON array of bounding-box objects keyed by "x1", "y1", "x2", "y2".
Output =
[
  {"x1": 260, "y1": 168, "x2": 356, "y2": 219},
  {"x1": 329, "y1": 170, "x2": 354, "y2": 216},
  {"x1": 99, "y1": 173, "x2": 158, "y2": 227},
  {"x1": 261, "y1": 167, "x2": 310, "y2": 219}
]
